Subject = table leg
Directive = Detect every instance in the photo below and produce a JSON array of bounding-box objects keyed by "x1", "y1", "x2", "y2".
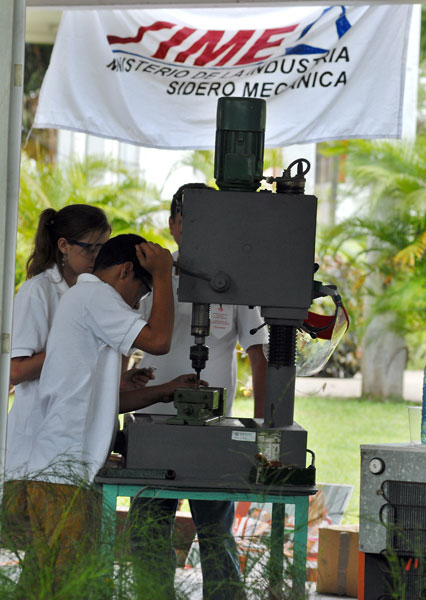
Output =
[
  {"x1": 269, "y1": 502, "x2": 285, "y2": 597},
  {"x1": 100, "y1": 484, "x2": 118, "y2": 591},
  {"x1": 293, "y1": 496, "x2": 309, "y2": 599}
]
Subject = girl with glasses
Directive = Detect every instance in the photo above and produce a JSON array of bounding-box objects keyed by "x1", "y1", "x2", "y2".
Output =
[{"x1": 6, "y1": 204, "x2": 111, "y2": 482}]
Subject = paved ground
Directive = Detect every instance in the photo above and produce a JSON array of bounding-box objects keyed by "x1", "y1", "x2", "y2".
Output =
[
  {"x1": 175, "y1": 565, "x2": 354, "y2": 599},
  {"x1": 295, "y1": 370, "x2": 424, "y2": 402}
]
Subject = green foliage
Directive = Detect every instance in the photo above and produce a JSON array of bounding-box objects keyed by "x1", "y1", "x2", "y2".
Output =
[
  {"x1": 23, "y1": 43, "x2": 56, "y2": 161},
  {"x1": 176, "y1": 150, "x2": 217, "y2": 187},
  {"x1": 318, "y1": 136, "x2": 426, "y2": 356},
  {"x1": 0, "y1": 465, "x2": 305, "y2": 599},
  {"x1": 421, "y1": 5, "x2": 426, "y2": 64},
  {"x1": 321, "y1": 137, "x2": 426, "y2": 215},
  {"x1": 24, "y1": 44, "x2": 53, "y2": 98},
  {"x1": 17, "y1": 153, "x2": 171, "y2": 290},
  {"x1": 262, "y1": 148, "x2": 285, "y2": 174}
]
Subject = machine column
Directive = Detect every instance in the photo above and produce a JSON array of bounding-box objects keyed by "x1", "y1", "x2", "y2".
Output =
[{"x1": 264, "y1": 324, "x2": 297, "y2": 428}]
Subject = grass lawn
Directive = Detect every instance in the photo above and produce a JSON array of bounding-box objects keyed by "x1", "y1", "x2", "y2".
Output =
[{"x1": 233, "y1": 394, "x2": 410, "y2": 524}]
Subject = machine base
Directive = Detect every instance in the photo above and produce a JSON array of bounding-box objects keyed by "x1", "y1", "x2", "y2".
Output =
[{"x1": 117, "y1": 414, "x2": 314, "y2": 493}]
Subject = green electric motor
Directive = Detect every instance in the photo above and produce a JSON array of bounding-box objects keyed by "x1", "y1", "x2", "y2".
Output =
[{"x1": 214, "y1": 97, "x2": 266, "y2": 192}]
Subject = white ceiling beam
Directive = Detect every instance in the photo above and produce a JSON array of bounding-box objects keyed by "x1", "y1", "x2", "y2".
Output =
[{"x1": 26, "y1": 0, "x2": 420, "y2": 7}]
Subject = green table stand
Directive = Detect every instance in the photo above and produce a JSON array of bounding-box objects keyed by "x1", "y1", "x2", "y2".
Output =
[{"x1": 98, "y1": 482, "x2": 310, "y2": 598}]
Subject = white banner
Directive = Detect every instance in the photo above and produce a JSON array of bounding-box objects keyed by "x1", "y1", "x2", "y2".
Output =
[{"x1": 34, "y1": 5, "x2": 412, "y2": 149}]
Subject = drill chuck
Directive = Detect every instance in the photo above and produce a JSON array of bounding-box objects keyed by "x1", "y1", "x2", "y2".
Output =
[{"x1": 190, "y1": 344, "x2": 209, "y2": 372}]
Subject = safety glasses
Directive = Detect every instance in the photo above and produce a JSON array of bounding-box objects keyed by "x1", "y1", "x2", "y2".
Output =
[{"x1": 67, "y1": 239, "x2": 105, "y2": 256}]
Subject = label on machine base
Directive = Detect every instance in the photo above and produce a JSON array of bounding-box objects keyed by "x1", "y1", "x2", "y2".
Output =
[{"x1": 231, "y1": 430, "x2": 256, "y2": 443}]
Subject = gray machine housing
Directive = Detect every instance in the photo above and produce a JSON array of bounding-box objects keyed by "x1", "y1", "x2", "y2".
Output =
[
  {"x1": 178, "y1": 188, "x2": 317, "y2": 317},
  {"x1": 360, "y1": 443, "x2": 426, "y2": 554}
]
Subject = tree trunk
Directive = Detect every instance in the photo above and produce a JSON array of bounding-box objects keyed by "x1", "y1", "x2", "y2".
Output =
[{"x1": 361, "y1": 312, "x2": 407, "y2": 399}]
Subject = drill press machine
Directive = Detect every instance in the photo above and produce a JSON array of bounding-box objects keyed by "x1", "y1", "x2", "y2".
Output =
[{"x1": 119, "y1": 97, "x2": 338, "y2": 493}]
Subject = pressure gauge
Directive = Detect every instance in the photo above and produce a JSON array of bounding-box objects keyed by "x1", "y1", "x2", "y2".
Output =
[{"x1": 369, "y1": 457, "x2": 385, "y2": 475}]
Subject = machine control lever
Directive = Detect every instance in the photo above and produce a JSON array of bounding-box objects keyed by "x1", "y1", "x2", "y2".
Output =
[
  {"x1": 173, "y1": 260, "x2": 231, "y2": 293},
  {"x1": 250, "y1": 322, "x2": 267, "y2": 335},
  {"x1": 173, "y1": 260, "x2": 210, "y2": 282}
]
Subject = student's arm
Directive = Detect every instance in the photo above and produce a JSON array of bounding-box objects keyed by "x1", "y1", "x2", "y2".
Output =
[
  {"x1": 10, "y1": 353, "x2": 46, "y2": 386},
  {"x1": 133, "y1": 242, "x2": 174, "y2": 355},
  {"x1": 119, "y1": 373, "x2": 207, "y2": 413},
  {"x1": 247, "y1": 344, "x2": 267, "y2": 419}
]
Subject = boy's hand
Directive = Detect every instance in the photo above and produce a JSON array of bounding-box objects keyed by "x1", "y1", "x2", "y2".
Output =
[
  {"x1": 162, "y1": 374, "x2": 209, "y2": 402},
  {"x1": 135, "y1": 242, "x2": 172, "y2": 278},
  {"x1": 120, "y1": 367, "x2": 156, "y2": 392}
]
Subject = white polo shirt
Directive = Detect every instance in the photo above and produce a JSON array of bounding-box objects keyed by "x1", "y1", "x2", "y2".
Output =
[
  {"x1": 26, "y1": 273, "x2": 147, "y2": 484},
  {"x1": 137, "y1": 251, "x2": 268, "y2": 417},
  {"x1": 6, "y1": 266, "x2": 69, "y2": 480}
]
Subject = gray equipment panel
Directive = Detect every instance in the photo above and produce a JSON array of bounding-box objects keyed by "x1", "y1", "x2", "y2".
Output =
[
  {"x1": 124, "y1": 415, "x2": 308, "y2": 491},
  {"x1": 360, "y1": 443, "x2": 426, "y2": 554},
  {"x1": 178, "y1": 188, "x2": 317, "y2": 311}
]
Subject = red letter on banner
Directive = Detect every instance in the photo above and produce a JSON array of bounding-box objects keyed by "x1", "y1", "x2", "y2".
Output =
[
  {"x1": 152, "y1": 27, "x2": 196, "y2": 60},
  {"x1": 174, "y1": 30, "x2": 255, "y2": 66},
  {"x1": 236, "y1": 26, "x2": 297, "y2": 65},
  {"x1": 107, "y1": 21, "x2": 175, "y2": 45}
]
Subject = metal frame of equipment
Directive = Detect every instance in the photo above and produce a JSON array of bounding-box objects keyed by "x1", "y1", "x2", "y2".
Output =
[{"x1": 359, "y1": 443, "x2": 426, "y2": 599}]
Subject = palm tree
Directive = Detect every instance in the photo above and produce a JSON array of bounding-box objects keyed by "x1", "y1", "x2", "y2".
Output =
[
  {"x1": 16, "y1": 153, "x2": 170, "y2": 289},
  {"x1": 319, "y1": 135, "x2": 426, "y2": 398}
]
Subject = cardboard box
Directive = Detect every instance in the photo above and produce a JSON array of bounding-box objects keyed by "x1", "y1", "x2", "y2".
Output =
[{"x1": 317, "y1": 524, "x2": 359, "y2": 597}]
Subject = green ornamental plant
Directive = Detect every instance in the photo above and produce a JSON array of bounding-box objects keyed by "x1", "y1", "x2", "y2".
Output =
[{"x1": 318, "y1": 136, "x2": 426, "y2": 396}]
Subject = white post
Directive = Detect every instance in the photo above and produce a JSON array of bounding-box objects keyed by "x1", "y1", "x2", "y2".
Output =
[
  {"x1": 402, "y1": 4, "x2": 421, "y2": 141},
  {"x1": 0, "y1": 0, "x2": 26, "y2": 479}
]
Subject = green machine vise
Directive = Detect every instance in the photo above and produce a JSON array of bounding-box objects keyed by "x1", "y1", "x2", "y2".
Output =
[{"x1": 167, "y1": 387, "x2": 226, "y2": 426}]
